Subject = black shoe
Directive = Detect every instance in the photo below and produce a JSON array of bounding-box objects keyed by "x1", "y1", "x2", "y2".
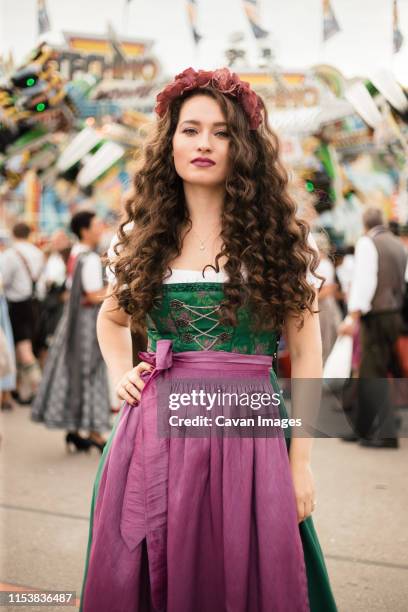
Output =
[
  {"x1": 65, "y1": 432, "x2": 92, "y2": 453},
  {"x1": 0, "y1": 401, "x2": 13, "y2": 411},
  {"x1": 11, "y1": 390, "x2": 35, "y2": 405},
  {"x1": 87, "y1": 436, "x2": 107, "y2": 454},
  {"x1": 341, "y1": 434, "x2": 359, "y2": 442},
  {"x1": 358, "y1": 438, "x2": 399, "y2": 449}
]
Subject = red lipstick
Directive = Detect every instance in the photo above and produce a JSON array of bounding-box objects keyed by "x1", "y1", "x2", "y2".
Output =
[{"x1": 191, "y1": 157, "x2": 216, "y2": 167}]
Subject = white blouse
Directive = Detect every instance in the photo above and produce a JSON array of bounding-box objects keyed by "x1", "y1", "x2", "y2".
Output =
[
  {"x1": 163, "y1": 268, "x2": 227, "y2": 284},
  {"x1": 106, "y1": 225, "x2": 320, "y2": 288}
]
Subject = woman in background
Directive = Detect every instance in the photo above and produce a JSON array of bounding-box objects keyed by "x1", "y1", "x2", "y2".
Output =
[
  {"x1": 314, "y1": 232, "x2": 343, "y2": 364},
  {"x1": 32, "y1": 212, "x2": 111, "y2": 453}
]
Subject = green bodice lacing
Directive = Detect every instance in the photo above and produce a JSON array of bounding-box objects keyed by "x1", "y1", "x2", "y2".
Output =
[{"x1": 146, "y1": 283, "x2": 278, "y2": 357}]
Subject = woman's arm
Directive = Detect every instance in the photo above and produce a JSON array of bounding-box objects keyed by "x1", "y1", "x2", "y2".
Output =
[
  {"x1": 84, "y1": 289, "x2": 106, "y2": 304},
  {"x1": 283, "y1": 292, "x2": 322, "y2": 521},
  {"x1": 318, "y1": 283, "x2": 337, "y2": 300},
  {"x1": 97, "y1": 286, "x2": 152, "y2": 405}
]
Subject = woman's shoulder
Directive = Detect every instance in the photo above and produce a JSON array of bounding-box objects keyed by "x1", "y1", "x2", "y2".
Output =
[
  {"x1": 107, "y1": 221, "x2": 135, "y2": 256},
  {"x1": 106, "y1": 221, "x2": 135, "y2": 285}
]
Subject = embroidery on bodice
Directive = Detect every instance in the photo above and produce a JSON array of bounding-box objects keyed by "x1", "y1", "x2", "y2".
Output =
[
  {"x1": 169, "y1": 298, "x2": 232, "y2": 350},
  {"x1": 146, "y1": 282, "x2": 278, "y2": 357}
]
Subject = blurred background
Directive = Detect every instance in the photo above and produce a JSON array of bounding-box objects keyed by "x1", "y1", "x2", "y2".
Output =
[
  {"x1": 1, "y1": 0, "x2": 408, "y2": 239},
  {"x1": 0, "y1": 1, "x2": 408, "y2": 611}
]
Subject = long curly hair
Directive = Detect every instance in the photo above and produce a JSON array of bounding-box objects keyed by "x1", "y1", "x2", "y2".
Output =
[{"x1": 110, "y1": 86, "x2": 320, "y2": 333}]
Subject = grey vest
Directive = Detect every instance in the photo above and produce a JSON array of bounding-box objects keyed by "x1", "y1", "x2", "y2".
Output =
[{"x1": 369, "y1": 226, "x2": 407, "y2": 313}]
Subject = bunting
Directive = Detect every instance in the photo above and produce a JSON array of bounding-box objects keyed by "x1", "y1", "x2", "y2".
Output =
[
  {"x1": 242, "y1": 0, "x2": 269, "y2": 40},
  {"x1": 107, "y1": 23, "x2": 127, "y2": 63},
  {"x1": 37, "y1": 0, "x2": 51, "y2": 36},
  {"x1": 393, "y1": 0, "x2": 404, "y2": 54},
  {"x1": 186, "y1": 0, "x2": 202, "y2": 45},
  {"x1": 322, "y1": 0, "x2": 340, "y2": 42}
]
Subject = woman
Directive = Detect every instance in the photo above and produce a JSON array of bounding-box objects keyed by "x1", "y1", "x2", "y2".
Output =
[
  {"x1": 31, "y1": 212, "x2": 110, "y2": 453},
  {"x1": 314, "y1": 232, "x2": 343, "y2": 364},
  {"x1": 80, "y1": 67, "x2": 337, "y2": 611},
  {"x1": 35, "y1": 229, "x2": 72, "y2": 367}
]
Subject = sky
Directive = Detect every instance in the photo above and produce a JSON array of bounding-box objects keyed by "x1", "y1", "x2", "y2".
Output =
[{"x1": 0, "y1": 0, "x2": 408, "y2": 84}]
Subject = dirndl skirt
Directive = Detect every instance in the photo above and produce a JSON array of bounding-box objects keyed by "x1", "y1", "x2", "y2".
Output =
[
  {"x1": 80, "y1": 340, "x2": 337, "y2": 612},
  {"x1": 31, "y1": 304, "x2": 111, "y2": 433}
]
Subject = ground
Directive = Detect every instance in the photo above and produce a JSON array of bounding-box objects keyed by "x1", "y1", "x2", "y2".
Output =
[{"x1": 1, "y1": 404, "x2": 407, "y2": 612}]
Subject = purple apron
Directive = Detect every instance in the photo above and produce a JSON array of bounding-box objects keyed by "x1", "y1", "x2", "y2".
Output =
[{"x1": 81, "y1": 339, "x2": 310, "y2": 612}]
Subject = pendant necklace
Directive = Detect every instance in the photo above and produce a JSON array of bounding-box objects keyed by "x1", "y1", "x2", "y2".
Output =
[{"x1": 190, "y1": 225, "x2": 220, "y2": 251}]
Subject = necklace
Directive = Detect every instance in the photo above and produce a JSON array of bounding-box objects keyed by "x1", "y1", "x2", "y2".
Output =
[{"x1": 189, "y1": 225, "x2": 220, "y2": 251}]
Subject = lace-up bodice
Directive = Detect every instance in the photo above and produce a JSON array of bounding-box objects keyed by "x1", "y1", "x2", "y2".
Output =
[
  {"x1": 146, "y1": 282, "x2": 279, "y2": 357},
  {"x1": 107, "y1": 228, "x2": 319, "y2": 358}
]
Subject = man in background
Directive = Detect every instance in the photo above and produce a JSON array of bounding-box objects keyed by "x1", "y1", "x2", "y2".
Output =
[
  {"x1": 339, "y1": 207, "x2": 407, "y2": 448},
  {"x1": 0, "y1": 222, "x2": 45, "y2": 402}
]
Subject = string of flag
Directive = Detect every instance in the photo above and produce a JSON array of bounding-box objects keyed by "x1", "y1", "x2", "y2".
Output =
[
  {"x1": 242, "y1": 0, "x2": 269, "y2": 40},
  {"x1": 322, "y1": 0, "x2": 341, "y2": 42},
  {"x1": 186, "y1": 0, "x2": 202, "y2": 45},
  {"x1": 35, "y1": 1, "x2": 406, "y2": 60},
  {"x1": 37, "y1": 0, "x2": 51, "y2": 36},
  {"x1": 393, "y1": 0, "x2": 404, "y2": 54}
]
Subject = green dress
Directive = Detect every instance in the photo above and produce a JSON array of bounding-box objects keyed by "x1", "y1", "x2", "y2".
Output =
[{"x1": 80, "y1": 282, "x2": 337, "y2": 611}]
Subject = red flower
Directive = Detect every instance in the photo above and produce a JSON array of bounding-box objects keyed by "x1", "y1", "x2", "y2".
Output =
[
  {"x1": 211, "y1": 67, "x2": 240, "y2": 94},
  {"x1": 195, "y1": 70, "x2": 213, "y2": 87},
  {"x1": 155, "y1": 67, "x2": 263, "y2": 130}
]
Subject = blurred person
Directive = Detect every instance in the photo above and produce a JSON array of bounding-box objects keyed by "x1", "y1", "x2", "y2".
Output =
[
  {"x1": 0, "y1": 222, "x2": 44, "y2": 403},
  {"x1": 31, "y1": 212, "x2": 111, "y2": 453},
  {"x1": 0, "y1": 271, "x2": 16, "y2": 411},
  {"x1": 400, "y1": 224, "x2": 408, "y2": 251},
  {"x1": 36, "y1": 230, "x2": 72, "y2": 364},
  {"x1": 0, "y1": 230, "x2": 11, "y2": 250},
  {"x1": 338, "y1": 207, "x2": 407, "y2": 448},
  {"x1": 399, "y1": 225, "x2": 408, "y2": 333},
  {"x1": 42, "y1": 229, "x2": 72, "y2": 288},
  {"x1": 331, "y1": 247, "x2": 348, "y2": 318},
  {"x1": 314, "y1": 232, "x2": 342, "y2": 363},
  {"x1": 339, "y1": 187, "x2": 364, "y2": 245},
  {"x1": 335, "y1": 245, "x2": 355, "y2": 303},
  {"x1": 334, "y1": 246, "x2": 361, "y2": 371},
  {"x1": 388, "y1": 220, "x2": 400, "y2": 236}
]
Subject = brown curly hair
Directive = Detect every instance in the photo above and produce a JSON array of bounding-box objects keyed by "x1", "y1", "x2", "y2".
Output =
[{"x1": 110, "y1": 86, "x2": 320, "y2": 333}]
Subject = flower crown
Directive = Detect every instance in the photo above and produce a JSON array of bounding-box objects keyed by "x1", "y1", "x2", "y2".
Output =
[{"x1": 155, "y1": 67, "x2": 263, "y2": 130}]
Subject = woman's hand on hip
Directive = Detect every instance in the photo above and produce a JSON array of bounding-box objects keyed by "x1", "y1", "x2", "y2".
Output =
[
  {"x1": 116, "y1": 362, "x2": 154, "y2": 406},
  {"x1": 290, "y1": 460, "x2": 316, "y2": 523}
]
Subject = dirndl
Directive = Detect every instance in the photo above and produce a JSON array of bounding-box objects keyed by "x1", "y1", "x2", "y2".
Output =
[
  {"x1": 80, "y1": 339, "x2": 317, "y2": 612},
  {"x1": 31, "y1": 304, "x2": 110, "y2": 432}
]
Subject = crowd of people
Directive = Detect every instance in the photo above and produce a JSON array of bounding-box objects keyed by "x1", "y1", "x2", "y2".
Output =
[
  {"x1": 317, "y1": 208, "x2": 408, "y2": 448},
  {"x1": 0, "y1": 205, "x2": 407, "y2": 452},
  {"x1": 0, "y1": 212, "x2": 114, "y2": 452}
]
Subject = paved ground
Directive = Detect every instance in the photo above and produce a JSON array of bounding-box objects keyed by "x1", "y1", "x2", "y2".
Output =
[{"x1": 1, "y1": 403, "x2": 407, "y2": 612}]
